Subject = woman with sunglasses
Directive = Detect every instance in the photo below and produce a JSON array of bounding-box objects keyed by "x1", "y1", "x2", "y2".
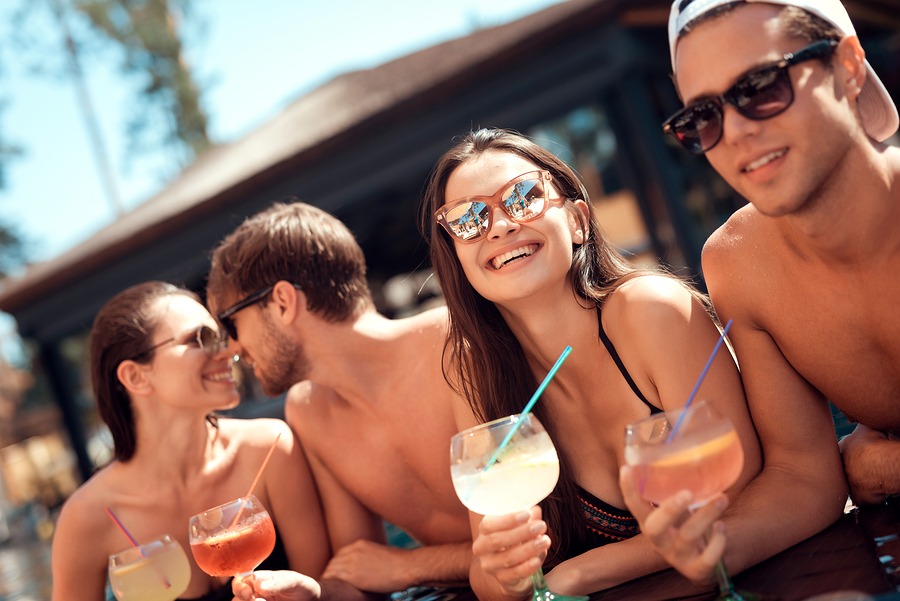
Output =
[
  {"x1": 422, "y1": 128, "x2": 762, "y2": 599},
  {"x1": 50, "y1": 281, "x2": 329, "y2": 601}
]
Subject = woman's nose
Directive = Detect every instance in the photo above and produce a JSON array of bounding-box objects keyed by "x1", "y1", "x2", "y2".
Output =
[{"x1": 487, "y1": 205, "x2": 519, "y2": 240}]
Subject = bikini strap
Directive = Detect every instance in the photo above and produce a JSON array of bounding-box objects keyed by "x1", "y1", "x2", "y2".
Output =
[{"x1": 597, "y1": 309, "x2": 661, "y2": 414}]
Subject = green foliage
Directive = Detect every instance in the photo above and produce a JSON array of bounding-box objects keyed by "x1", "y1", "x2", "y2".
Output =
[
  {"x1": 0, "y1": 218, "x2": 30, "y2": 279},
  {"x1": 73, "y1": 0, "x2": 212, "y2": 159}
]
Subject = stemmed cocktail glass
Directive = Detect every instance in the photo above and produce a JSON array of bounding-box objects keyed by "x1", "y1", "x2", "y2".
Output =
[
  {"x1": 450, "y1": 412, "x2": 588, "y2": 601},
  {"x1": 188, "y1": 495, "x2": 276, "y2": 583},
  {"x1": 108, "y1": 534, "x2": 191, "y2": 601},
  {"x1": 624, "y1": 400, "x2": 758, "y2": 601}
]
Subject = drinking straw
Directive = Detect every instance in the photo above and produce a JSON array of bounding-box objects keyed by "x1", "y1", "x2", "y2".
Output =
[
  {"x1": 483, "y1": 345, "x2": 572, "y2": 470},
  {"x1": 105, "y1": 507, "x2": 141, "y2": 548},
  {"x1": 666, "y1": 319, "x2": 733, "y2": 442},
  {"x1": 105, "y1": 507, "x2": 171, "y2": 588},
  {"x1": 228, "y1": 431, "x2": 282, "y2": 528}
]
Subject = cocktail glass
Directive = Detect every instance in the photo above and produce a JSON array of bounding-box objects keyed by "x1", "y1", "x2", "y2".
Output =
[
  {"x1": 450, "y1": 412, "x2": 587, "y2": 601},
  {"x1": 108, "y1": 534, "x2": 191, "y2": 601},
  {"x1": 188, "y1": 495, "x2": 276, "y2": 582},
  {"x1": 624, "y1": 400, "x2": 758, "y2": 601}
]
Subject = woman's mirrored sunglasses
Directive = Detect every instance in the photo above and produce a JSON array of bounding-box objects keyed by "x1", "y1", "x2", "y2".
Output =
[
  {"x1": 134, "y1": 325, "x2": 226, "y2": 360},
  {"x1": 435, "y1": 170, "x2": 561, "y2": 243},
  {"x1": 662, "y1": 40, "x2": 838, "y2": 154}
]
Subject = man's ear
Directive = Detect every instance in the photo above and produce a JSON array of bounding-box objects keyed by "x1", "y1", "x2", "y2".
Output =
[
  {"x1": 836, "y1": 36, "x2": 867, "y2": 100},
  {"x1": 117, "y1": 360, "x2": 151, "y2": 395},
  {"x1": 271, "y1": 280, "x2": 302, "y2": 324}
]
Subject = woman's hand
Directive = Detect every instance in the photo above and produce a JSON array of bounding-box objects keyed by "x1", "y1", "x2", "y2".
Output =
[
  {"x1": 472, "y1": 506, "x2": 550, "y2": 597},
  {"x1": 619, "y1": 465, "x2": 727, "y2": 585},
  {"x1": 232, "y1": 570, "x2": 322, "y2": 601}
]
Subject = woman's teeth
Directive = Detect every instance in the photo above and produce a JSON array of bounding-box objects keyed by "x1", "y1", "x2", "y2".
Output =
[{"x1": 491, "y1": 245, "x2": 536, "y2": 269}]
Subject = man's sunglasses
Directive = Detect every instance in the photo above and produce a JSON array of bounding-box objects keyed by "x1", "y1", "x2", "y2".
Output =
[
  {"x1": 435, "y1": 170, "x2": 562, "y2": 243},
  {"x1": 662, "y1": 40, "x2": 839, "y2": 154},
  {"x1": 216, "y1": 286, "x2": 274, "y2": 341},
  {"x1": 133, "y1": 325, "x2": 226, "y2": 360},
  {"x1": 216, "y1": 283, "x2": 302, "y2": 341}
]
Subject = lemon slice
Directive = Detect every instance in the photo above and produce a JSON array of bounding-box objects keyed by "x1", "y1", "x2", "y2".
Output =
[{"x1": 655, "y1": 430, "x2": 738, "y2": 467}]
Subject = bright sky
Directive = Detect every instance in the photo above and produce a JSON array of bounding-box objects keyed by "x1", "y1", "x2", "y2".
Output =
[
  {"x1": 0, "y1": 0, "x2": 566, "y2": 362},
  {"x1": 0, "y1": 0, "x2": 567, "y2": 267}
]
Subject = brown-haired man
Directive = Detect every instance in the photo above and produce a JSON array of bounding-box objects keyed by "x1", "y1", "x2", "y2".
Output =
[{"x1": 207, "y1": 201, "x2": 472, "y2": 601}]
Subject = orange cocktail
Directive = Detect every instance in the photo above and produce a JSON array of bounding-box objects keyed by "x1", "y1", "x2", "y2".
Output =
[
  {"x1": 189, "y1": 495, "x2": 276, "y2": 578},
  {"x1": 625, "y1": 419, "x2": 743, "y2": 507}
]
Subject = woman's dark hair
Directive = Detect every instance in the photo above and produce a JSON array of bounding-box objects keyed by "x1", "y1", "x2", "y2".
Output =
[
  {"x1": 421, "y1": 127, "x2": 709, "y2": 561},
  {"x1": 90, "y1": 281, "x2": 199, "y2": 462}
]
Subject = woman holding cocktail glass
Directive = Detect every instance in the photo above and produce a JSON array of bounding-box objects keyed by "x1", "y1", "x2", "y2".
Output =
[
  {"x1": 422, "y1": 128, "x2": 762, "y2": 600},
  {"x1": 50, "y1": 281, "x2": 329, "y2": 601}
]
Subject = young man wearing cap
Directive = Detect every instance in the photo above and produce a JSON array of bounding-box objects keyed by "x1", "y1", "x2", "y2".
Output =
[{"x1": 620, "y1": 0, "x2": 900, "y2": 584}]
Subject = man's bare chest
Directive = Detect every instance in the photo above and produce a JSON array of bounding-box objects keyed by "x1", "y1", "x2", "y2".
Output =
[{"x1": 762, "y1": 293, "x2": 900, "y2": 430}]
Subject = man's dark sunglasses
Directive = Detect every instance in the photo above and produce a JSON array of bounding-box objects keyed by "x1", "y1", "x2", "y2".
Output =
[
  {"x1": 662, "y1": 40, "x2": 839, "y2": 154},
  {"x1": 217, "y1": 283, "x2": 302, "y2": 341}
]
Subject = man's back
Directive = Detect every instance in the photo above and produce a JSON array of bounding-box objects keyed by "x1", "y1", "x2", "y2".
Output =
[{"x1": 285, "y1": 305, "x2": 470, "y2": 549}]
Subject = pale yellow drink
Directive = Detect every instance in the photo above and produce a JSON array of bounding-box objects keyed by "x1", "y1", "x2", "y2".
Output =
[
  {"x1": 451, "y1": 430, "x2": 559, "y2": 515},
  {"x1": 108, "y1": 536, "x2": 191, "y2": 601}
]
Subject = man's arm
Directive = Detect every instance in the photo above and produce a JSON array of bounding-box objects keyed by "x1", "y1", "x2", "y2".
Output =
[
  {"x1": 716, "y1": 315, "x2": 848, "y2": 573},
  {"x1": 621, "y1": 240, "x2": 849, "y2": 583},
  {"x1": 323, "y1": 539, "x2": 472, "y2": 592},
  {"x1": 840, "y1": 424, "x2": 900, "y2": 505}
]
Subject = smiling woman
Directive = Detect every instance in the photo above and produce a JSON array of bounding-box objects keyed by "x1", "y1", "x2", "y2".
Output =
[
  {"x1": 48, "y1": 281, "x2": 330, "y2": 601},
  {"x1": 421, "y1": 128, "x2": 762, "y2": 599}
]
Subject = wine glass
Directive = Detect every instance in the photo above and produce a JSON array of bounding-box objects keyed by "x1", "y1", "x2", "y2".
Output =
[
  {"x1": 188, "y1": 495, "x2": 276, "y2": 582},
  {"x1": 624, "y1": 400, "x2": 757, "y2": 601},
  {"x1": 108, "y1": 534, "x2": 191, "y2": 601},
  {"x1": 450, "y1": 412, "x2": 588, "y2": 601}
]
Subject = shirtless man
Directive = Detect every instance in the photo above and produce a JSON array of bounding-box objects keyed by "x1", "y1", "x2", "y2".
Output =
[
  {"x1": 620, "y1": 0, "x2": 900, "y2": 584},
  {"x1": 205, "y1": 202, "x2": 471, "y2": 601}
]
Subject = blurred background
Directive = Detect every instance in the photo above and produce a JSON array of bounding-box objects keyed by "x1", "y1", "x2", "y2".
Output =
[{"x1": 0, "y1": 0, "x2": 897, "y2": 598}]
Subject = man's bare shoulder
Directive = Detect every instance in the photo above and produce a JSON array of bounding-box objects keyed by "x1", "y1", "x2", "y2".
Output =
[
  {"x1": 284, "y1": 380, "x2": 321, "y2": 418},
  {"x1": 703, "y1": 205, "x2": 762, "y2": 262},
  {"x1": 701, "y1": 205, "x2": 776, "y2": 287},
  {"x1": 402, "y1": 304, "x2": 450, "y2": 338}
]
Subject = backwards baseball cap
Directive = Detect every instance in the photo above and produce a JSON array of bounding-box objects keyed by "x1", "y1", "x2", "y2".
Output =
[{"x1": 668, "y1": 0, "x2": 899, "y2": 142}]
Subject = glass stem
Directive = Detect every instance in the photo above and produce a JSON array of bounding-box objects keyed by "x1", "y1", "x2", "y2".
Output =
[
  {"x1": 531, "y1": 567, "x2": 551, "y2": 598},
  {"x1": 715, "y1": 559, "x2": 735, "y2": 596}
]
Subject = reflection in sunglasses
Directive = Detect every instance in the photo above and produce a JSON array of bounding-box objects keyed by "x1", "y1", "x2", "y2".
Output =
[{"x1": 436, "y1": 171, "x2": 561, "y2": 243}]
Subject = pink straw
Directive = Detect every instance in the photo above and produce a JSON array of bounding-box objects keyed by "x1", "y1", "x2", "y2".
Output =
[
  {"x1": 105, "y1": 507, "x2": 171, "y2": 588},
  {"x1": 228, "y1": 431, "x2": 282, "y2": 528},
  {"x1": 105, "y1": 507, "x2": 140, "y2": 548}
]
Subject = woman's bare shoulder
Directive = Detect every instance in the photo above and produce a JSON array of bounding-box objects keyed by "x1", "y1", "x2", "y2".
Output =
[
  {"x1": 607, "y1": 274, "x2": 696, "y2": 320},
  {"x1": 56, "y1": 466, "x2": 118, "y2": 533},
  {"x1": 217, "y1": 416, "x2": 290, "y2": 445}
]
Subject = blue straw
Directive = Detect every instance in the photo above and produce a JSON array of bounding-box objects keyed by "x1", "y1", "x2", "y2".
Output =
[
  {"x1": 666, "y1": 320, "x2": 733, "y2": 443},
  {"x1": 483, "y1": 345, "x2": 572, "y2": 470}
]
